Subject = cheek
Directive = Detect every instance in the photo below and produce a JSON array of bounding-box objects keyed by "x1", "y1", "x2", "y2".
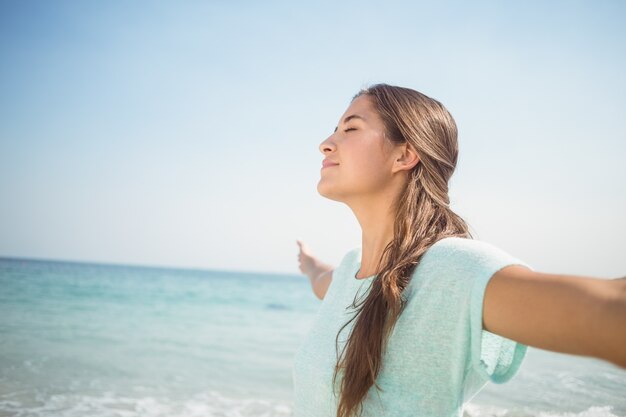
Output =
[{"x1": 352, "y1": 156, "x2": 391, "y2": 187}]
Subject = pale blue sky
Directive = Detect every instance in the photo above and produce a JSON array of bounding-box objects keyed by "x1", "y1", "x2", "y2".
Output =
[{"x1": 1, "y1": 0, "x2": 625, "y2": 277}]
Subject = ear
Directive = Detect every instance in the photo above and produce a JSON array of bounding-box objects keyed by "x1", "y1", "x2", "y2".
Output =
[{"x1": 392, "y1": 143, "x2": 420, "y2": 173}]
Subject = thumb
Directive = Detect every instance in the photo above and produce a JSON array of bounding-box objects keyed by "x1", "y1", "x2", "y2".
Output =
[{"x1": 296, "y1": 238, "x2": 308, "y2": 253}]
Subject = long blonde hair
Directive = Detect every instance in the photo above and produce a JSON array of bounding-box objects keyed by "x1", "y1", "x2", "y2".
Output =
[{"x1": 332, "y1": 84, "x2": 473, "y2": 417}]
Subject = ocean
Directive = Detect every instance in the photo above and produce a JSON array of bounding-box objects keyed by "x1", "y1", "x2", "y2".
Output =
[{"x1": 0, "y1": 257, "x2": 624, "y2": 417}]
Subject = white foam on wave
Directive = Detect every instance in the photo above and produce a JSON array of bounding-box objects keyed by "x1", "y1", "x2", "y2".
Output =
[
  {"x1": 3, "y1": 389, "x2": 623, "y2": 417},
  {"x1": 463, "y1": 403, "x2": 624, "y2": 417},
  {"x1": 0, "y1": 389, "x2": 293, "y2": 417},
  {"x1": 535, "y1": 407, "x2": 624, "y2": 417}
]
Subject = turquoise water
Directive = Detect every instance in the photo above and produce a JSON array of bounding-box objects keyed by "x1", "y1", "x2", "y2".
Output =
[{"x1": 0, "y1": 257, "x2": 624, "y2": 417}]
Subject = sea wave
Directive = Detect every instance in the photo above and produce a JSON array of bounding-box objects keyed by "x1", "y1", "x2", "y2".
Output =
[
  {"x1": 0, "y1": 389, "x2": 293, "y2": 417},
  {"x1": 464, "y1": 403, "x2": 624, "y2": 417}
]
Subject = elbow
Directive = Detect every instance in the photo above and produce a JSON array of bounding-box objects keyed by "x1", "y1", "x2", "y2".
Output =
[
  {"x1": 617, "y1": 279, "x2": 626, "y2": 368},
  {"x1": 607, "y1": 347, "x2": 626, "y2": 370},
  {"x1": 614, "y1": 357, "x2": 626, "y2": 370},
  {"x1": 600, "y1": 279, "x2": 626, "y2": 369}
]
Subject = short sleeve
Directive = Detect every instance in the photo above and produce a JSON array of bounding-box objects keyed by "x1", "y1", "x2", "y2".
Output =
[{"x1": 467, "y1": 241, "x2": 533, "y2": 384}]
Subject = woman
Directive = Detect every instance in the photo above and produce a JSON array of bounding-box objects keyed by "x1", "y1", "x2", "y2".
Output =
[{"x1": 292, "y1": 84, "x2": 626, "y2": 417}]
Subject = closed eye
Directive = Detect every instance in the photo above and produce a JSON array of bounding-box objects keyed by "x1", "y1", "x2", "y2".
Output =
[{"x1": 344, "y1": 127, "x2": 356, "y2": 132}]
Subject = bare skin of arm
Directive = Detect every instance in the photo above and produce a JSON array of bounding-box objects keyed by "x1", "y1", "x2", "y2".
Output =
[
  {"x1": 296, "y1": 240, "x2": 334, "y2": 300},
  {"x1": 484, "y1": 266, "x2": 626, "y2": 369}
]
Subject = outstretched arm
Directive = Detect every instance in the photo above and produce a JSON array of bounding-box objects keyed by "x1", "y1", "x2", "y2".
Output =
[
  {"x1": 483, "y1": 266, "x2": 626, "y2": 369},
  {"x1": 296, "y1": 240, "x2": 335, "y2": 300}
]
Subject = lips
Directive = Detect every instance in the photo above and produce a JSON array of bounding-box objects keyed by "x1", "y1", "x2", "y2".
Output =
[{"x1": 322, "y1": 159, "x2": 339, "y2": 168}]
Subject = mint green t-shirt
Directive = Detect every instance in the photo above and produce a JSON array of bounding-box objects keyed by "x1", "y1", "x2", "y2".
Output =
[{"x1": 292, "y1": 237, "x2": 533, "y2": 417}]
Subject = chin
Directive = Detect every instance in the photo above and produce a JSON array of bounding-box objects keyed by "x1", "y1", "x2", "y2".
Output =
[
  {"x1": 317, "y1": 182, "x2": 345, "y2": 202},
  {"x1": 316, "y1": 182, "x2": 331, "y2": 198}
]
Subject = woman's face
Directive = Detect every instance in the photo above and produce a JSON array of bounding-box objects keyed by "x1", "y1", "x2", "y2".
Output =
[{"x1": 317, "y1": 95, "x2": 400, "y2": 203}]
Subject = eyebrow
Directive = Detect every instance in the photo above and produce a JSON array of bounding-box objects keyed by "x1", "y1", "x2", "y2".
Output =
[{"x1": 334, "y1": 114, "x2": 365, "y2": 133}]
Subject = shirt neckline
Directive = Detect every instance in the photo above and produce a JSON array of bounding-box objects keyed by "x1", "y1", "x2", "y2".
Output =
[
  {"x1": 354, "y1": 248, "x2": 376, "y2": 281},
  {"x1": 354, "y1": 266, "x2": 376, "y2": 281}
]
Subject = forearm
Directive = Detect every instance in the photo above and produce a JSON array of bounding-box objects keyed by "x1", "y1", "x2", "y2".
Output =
[
  {"x1": 311, "y1": 267, "x2": 334, "y2": 300},
  {"x1": 305, "y1": 263, "x2": 332, "y2": 286}
]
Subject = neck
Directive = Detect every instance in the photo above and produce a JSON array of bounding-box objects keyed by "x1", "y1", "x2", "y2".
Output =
[{"x1": 347, "y1": 190, "x2": 398, "y2": 279}]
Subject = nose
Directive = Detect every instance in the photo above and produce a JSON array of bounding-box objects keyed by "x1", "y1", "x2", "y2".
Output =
[{"x1": 319, "y1": 134, "x2": 336, "y2": 155}]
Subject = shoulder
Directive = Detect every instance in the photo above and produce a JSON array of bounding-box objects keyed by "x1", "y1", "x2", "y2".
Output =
[
  {"x1": 340, "y1": 247, "x2": 361, "y2": 269},
  {"x1": 330, "y1": 247, "x2": 360, "y2": 280},
  {"x1": 422, "y1": 237, "x2": 528, "y2": 272},
  {"x1": 416, "y1": 237, "x2": 530, "y2": 279},
  {"x1": 427, "y1": 236, "x2": 505, "y2": 255}
]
